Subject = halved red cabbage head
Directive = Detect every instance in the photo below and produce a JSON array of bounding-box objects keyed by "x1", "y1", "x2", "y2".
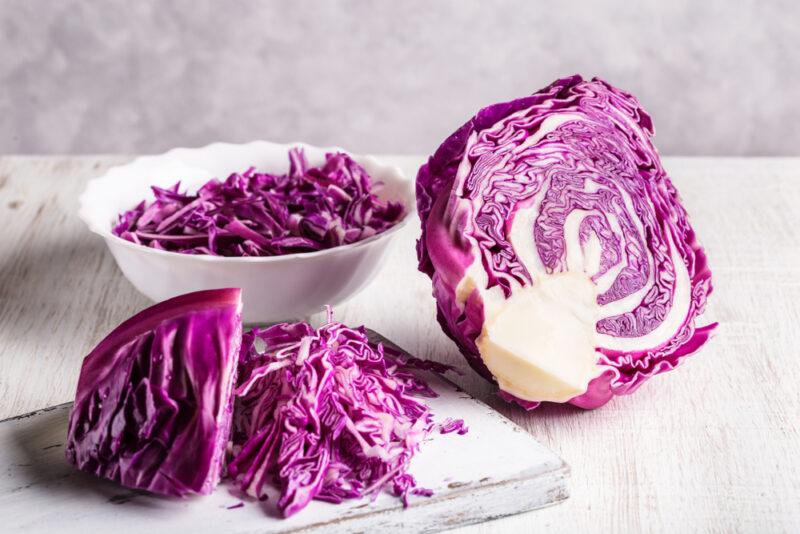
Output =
[
  {"x1": 65, "y1": 288, "x2": 242, "y2": 496},
  {"x1": 228, "y1": 310, "x2": 440, "y2": 517},
  {"x1": 416, "y1": 75, "x2": 716, "y2": 410},
  {"x1": 112, "y1": 149, "x2": 404, "y2": 256}
]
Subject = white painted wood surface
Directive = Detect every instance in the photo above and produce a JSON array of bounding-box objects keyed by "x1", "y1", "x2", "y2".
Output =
[
  {"x1": 1, "y1": 156, "x2": 799, "y2": 532},
  {"x1": 0, "y1": 369, "x2": 567, "y2": 533}
]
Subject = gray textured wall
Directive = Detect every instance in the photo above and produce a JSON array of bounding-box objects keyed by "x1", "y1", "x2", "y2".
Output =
[{"x1": 1, "y1": 0, "x2": 798, "y2": 156}]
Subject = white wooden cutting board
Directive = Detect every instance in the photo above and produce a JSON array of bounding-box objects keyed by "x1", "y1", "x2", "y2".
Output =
[{"x1": 0, "y1": 341, "x2": 568, "y2": 534}]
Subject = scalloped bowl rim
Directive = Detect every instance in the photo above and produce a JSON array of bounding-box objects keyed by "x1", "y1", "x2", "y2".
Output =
[{"x1": 78, "y1": 140, "x2": 416, "y2": 263}]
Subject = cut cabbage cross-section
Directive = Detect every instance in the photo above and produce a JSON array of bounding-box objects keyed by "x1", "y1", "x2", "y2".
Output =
[
  {"x1": 416, "y1": 75, "x2": 716, "y2": 409},
  {"x1": 65, "y1": 288, "x2": 242, "y2": 496}
]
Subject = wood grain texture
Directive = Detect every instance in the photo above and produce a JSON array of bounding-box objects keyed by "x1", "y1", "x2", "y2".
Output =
[{"x1": 1, "y1": 155, "x2": 799, "y2": 532}]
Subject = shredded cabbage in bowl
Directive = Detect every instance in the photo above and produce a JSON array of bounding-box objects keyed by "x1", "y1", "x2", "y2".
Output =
[{"x1": 112, "y1": 148, "x2": 404, "y2": 256}]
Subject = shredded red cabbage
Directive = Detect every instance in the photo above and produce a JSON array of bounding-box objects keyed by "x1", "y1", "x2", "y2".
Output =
[
  {"x1": 227, "y1": 309, "x2": 455, "y2": 517},
  {"x1": 112, "y1": 149, "x2": 404, "y2": 256},
  {"x1": 438, "y1": 418, "x2": 469, "y2": 435},
  {"x1": 64, "y1": 290, "x2": 464, "y2": 515}
]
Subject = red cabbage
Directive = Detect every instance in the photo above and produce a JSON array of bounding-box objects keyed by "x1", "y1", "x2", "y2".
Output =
[
  {"x1": 438, "y1": 418, "x2": 469, "y2": 435},
  {"x1": 417, "y1": 75, "x2": 716, "y2": 409},
  {"x1": 112, "y1": 149, "x2": 404, "y2": 256},
  {"x1": 65, "y1": 288, "x2": 242, "y2": 497},
  {"x1": 228, "y1": 309, "x2": 446, "y2": 517},
  {"x1": 65, "y1": 291, "x2": 464, "y2": 513}
]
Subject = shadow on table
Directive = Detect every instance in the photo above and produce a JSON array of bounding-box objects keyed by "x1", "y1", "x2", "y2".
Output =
[
  {"x1": 440, "y1": 368, "x2": 590, "y2": 424},
  {"x1": 489, "y1": 393, "x2": 589, "y2": 420}
]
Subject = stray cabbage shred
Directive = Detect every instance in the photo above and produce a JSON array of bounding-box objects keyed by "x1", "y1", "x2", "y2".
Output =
[
  {"x1": 229, "y1": 308, "x2": 460, "y2": 517},
  {"x1": 112, "y1": 148, "x2": 404, "y2": 256}
]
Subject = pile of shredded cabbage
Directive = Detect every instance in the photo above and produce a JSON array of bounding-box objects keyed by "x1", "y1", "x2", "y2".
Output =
[
  {"x1": 112, "y1": 149, "x2": 404, "y2": 256},
  {"x1": 228, "y1": 309, "x2": 461, "y2": 517}
]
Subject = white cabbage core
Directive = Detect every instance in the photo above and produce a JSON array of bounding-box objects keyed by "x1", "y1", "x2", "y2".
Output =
[{"x1": 476, "y1": 272, "x2": 602, "y2": 402}]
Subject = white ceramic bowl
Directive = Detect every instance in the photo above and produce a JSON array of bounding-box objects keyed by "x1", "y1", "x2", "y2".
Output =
[{"x1": 79, "y1": 141, "x2": 415, "y2": 323}]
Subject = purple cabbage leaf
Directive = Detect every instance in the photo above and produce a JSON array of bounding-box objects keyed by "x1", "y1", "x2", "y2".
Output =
[{"x1": 65, "y1": 288, "x2": 243, "y2": 496}]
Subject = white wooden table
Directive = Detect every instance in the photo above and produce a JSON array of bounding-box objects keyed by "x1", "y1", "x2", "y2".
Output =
[{"x1": 1, "y1": 156, "x2": 798, "y2": 533}]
